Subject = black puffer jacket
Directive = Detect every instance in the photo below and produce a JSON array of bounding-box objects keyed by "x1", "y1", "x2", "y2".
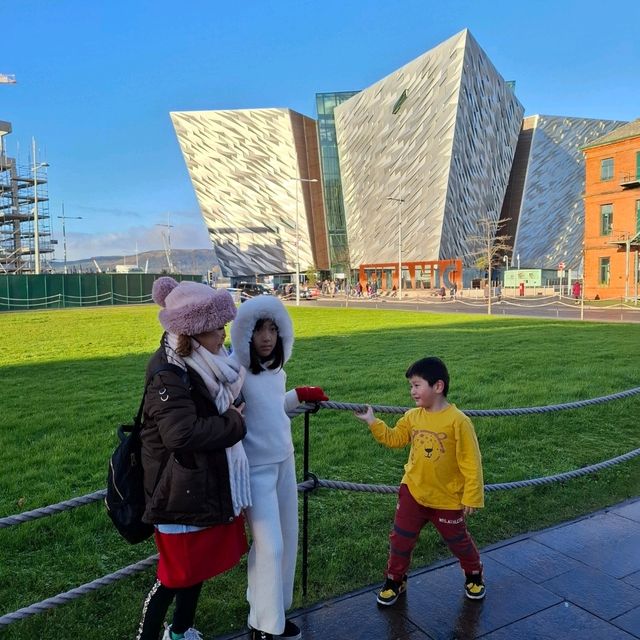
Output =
[{"x1": 140, "y1": 341, "x2": 245, "y2": 526}]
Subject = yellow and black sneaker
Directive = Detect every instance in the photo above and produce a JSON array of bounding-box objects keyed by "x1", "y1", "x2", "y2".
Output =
[
  {"x1": 376, "y1": 575, "x2": 407, "y2": 606},
  {"x1": 464, "y1": 572, "x2": 486, "y2": 600}
]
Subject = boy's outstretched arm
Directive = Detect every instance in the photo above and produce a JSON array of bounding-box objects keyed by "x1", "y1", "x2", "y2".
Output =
[
  {"x1": 353, "y1": 405, "x2": 376, "y2": 425},
  {"x1": 355, "y1": 405, "x2": 411, "y2": 448}
]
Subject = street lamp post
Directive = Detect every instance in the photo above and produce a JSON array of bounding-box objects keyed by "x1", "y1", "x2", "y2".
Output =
[
  {"x1": 387, "y1": 196, "x2": 404, "y2": 299},
  {"x1": 57, "y1": 203, "x2": 83, "y2": 274},
  {"x1": 292, "y1": 177, "x2": 318, "y2": 306},
  {"x1": 31, "y1": 137, "x2": 49, "y2": 275}
]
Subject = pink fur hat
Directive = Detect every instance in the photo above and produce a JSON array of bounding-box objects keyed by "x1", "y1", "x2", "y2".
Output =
[{"x1": 152, "y1": 276, "x2": 237, "y2": 336}]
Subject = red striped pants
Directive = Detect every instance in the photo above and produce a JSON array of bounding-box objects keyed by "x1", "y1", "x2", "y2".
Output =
[{"x1": 386, "y1": 484, "x2": 482, "y2": 580}]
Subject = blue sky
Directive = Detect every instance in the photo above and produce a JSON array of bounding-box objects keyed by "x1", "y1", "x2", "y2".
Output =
[{"x1": 2, "y1": 0, "x2": 639, "y2": 260}]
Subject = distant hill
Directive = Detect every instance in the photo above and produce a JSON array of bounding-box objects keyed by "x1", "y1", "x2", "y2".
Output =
[{"x1": 50, "y1": 249, "x2": 217, "y2": 276}]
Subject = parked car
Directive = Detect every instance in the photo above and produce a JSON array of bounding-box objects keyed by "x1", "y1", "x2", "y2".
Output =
[
  {"x1": 276, "y1": 283, "x2": 294, "y2": 298},
  {"x1": 306, "y1": 285, "x2": 321, "y2": 299},
  {"x1": 236, "y1": 282, "x2": 273, "y2": 302},
  {"x1": 276, "y1": 283, "x2": 319, "y2": 300}
]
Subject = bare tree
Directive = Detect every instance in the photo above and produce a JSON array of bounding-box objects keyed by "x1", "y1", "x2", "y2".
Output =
[{"x1": 466, "y1": 216, "x2": 512, "y2": 315}]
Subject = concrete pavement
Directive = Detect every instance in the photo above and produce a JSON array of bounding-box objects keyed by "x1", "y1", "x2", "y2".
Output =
[{"x1": 220, "y1": 497, "x2": 640, "y2": 639}]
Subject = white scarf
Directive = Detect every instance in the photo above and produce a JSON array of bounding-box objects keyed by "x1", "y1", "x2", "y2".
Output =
[{"x1": 165, "y1": 334, "x2": 252, "y2": 515}]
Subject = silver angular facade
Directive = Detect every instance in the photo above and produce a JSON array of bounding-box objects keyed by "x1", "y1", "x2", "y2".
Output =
[
  {"x1": 333, "y1": 30, "x2": 524, "y2": 267},
  {"x1": 508, "y1": 115, "x2": 626, "y2": 270},
  {"x1": 172, "y1": 30, "x2": 618, "y2": 281},
  {"x1": 171, "y1": 108, "x2": 324, "y2": 278}
]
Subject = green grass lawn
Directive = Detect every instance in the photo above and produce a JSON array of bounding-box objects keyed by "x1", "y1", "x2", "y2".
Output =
[{"x1": 0, "y1": 305, "x2": 638, "y2": 639}]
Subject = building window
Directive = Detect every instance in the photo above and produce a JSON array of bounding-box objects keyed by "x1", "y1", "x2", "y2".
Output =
[
  {"x1": 392, "y1": 90, "x2": 408, "y2": 115},
  {"x1": 600, "y1": 158, "x2": 614, "y2": 181},
  {"x1": 599, "y1": 257, "x2": 610, "y2": 285},
  {"x1": 637, "y1": 151, "x2": 640, "y2": 180},
  {"x1": 600, "y1": 204, "x2": 613, "y2": 235},
  {"x1": 636, "y1": 200, "x2": 640, "y2": 234}
]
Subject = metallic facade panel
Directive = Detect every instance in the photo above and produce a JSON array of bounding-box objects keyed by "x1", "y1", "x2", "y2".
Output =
[
  {"x1": 171, "y1": 108, "x2": 318, "y2": 277},
  {"x1": 513, "y1": 115, "x2": 626, "y2": 270},
  {"x1": 334, "y1": 29, "x2": 523, "y2": 267}
]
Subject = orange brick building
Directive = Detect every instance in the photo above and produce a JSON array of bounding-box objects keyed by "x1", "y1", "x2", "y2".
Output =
[{"x1": 582, "y1": 119, "x2": 640, "y2": 300}]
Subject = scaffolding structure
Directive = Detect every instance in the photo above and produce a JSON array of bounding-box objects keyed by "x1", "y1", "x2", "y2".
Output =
[{"x1": 0, "y1": 130, "x2": 54, "y2": 273}]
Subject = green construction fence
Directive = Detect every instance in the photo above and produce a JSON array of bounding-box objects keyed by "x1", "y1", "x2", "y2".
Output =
[{"x1": 0, "y1": 273, "x2": 202, "y2": 311}]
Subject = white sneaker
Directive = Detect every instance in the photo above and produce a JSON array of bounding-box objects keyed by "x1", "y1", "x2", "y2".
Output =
[{"x1": 162, "y1": 624, "x2": 204, "y2": 640}]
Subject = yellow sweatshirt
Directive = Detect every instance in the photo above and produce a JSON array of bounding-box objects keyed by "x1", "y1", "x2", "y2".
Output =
[{"x1": 369, "y1": 404, "x2": 484, "y2": 510}]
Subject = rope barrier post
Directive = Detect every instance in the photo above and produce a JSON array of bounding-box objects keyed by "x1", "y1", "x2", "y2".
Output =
[{"x1": 302, "y1": 408, "x2": 311, "y2": 599}]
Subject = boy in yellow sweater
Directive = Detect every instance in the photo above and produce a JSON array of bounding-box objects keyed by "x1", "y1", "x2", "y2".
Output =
[{"x1": 354, "y1": 356, "x2": 485, "y2": 604}]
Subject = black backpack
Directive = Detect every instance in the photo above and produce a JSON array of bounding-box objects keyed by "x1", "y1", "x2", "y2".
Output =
[{"x1": 105, "y1": 364, "x2": 188, "y2": 544}]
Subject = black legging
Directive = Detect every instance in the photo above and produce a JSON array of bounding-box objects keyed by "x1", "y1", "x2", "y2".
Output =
[{"x1": 136, "y1": 579, "x2": 203, "y2": 640}]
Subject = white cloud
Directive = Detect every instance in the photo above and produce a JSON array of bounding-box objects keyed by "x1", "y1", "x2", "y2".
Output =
[{"x1": 61, "y1": 217, "x2": 212, "y2": 261}]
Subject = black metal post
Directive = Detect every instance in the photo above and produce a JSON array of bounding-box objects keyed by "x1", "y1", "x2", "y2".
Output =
[{"x1": 302, "y1": 409, "x2": 310, "y2": 599}]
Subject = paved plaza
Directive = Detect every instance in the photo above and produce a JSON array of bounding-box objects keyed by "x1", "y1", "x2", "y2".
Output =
[{"x1": 221, "y1": 498, "x2": 640, "y2": 639}]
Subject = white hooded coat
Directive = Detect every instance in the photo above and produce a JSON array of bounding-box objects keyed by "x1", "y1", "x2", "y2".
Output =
[
  {"x1": 230, "y1": 294, "x2": 301, "y2": 635},
  {"x1": 230, "y1": 295, "x2": 300, "y2": 466}
]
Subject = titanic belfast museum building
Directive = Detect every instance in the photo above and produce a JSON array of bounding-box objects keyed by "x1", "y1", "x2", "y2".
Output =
[{"x1": 171, "y1": 29, "x2": 624, "y2": 289}]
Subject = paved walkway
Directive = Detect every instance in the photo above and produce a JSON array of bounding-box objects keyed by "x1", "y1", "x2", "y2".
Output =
[
  {"x1": 312, "y1": 296, "x2": 640, "y2": 323},
  {"x1": 221, "y1": 497, "x2": 640, "y2": 639}
]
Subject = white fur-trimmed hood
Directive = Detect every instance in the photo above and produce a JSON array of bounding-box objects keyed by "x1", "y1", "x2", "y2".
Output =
[{"x1": 230, "y1": 295, "x2": 294, "y2": 368}]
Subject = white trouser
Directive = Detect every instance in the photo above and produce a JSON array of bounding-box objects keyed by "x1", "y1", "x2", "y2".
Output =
[{"x1": 245, "y1": 454, "x2": 298, "y2": 635}]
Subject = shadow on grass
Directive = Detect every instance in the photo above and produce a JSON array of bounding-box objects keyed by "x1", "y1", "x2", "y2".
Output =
[{"x1": 1, "y1": 315, "x2": 639, "y2": 640}]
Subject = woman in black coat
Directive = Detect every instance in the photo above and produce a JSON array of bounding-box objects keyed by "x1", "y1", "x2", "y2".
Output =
[{"x1": 136, "y1": 277, "x2": 250, "y2": 640}]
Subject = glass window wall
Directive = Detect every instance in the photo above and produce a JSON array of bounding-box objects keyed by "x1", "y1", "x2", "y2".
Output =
[{"x1": 316, "y1": 91, "x2": 360, "y2": 276}]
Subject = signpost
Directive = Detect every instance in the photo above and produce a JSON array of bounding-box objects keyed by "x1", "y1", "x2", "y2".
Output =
[{"x1": 557, "y1": 261, "x2": 566, "y2": 298}]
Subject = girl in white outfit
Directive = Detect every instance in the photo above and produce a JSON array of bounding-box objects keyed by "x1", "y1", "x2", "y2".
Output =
[{"x1": 230, "y1": 296, "x2": 328, "y2": 640}]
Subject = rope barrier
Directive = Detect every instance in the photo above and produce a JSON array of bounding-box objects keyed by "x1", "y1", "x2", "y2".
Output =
[
  {"x1": 314, "y1": 386, "x2": 640, "y2": 416},
  {"x1": 3, "y1": 441, "x2": 637, "y2": 530},
  {"x1": 112, "y1": 292, "x2": 153, "y2": 302},
  {"x1": 0, "y1": 293, "x2": 61, "y2": 303},
  {"x1": 331, "y1": 293, "x2": 640, "y2": 312},
  {"x1": 0, "y1": 291, "x2": 155, "y2": 308},
  {"x1": 0, "y1": 293, "x2": 62, "y2": 307},
  {"x1": 1, "y1": 390, "x2": 638, "y2": 628},
  {"x1": 63, "y1": 292, "x2": 114, "y2": 302},
  {"x1": 3, "y1": 386, "x2": 640, "y2": 529},
  {"x1": 0, "y1": 555, "x2": 158, "y2": 628},
  {"x1": 296, "y1": 447, "x2": 640, "y2": 495},
  {"x1": 0, "y1": 490, "x2": 106, "y2": 529},
  {"x1": 483, "y1": 447, "x2": 640, "y2": 491},
  {"x1": 3, "y1": 443, "x2": 637, "y2": 628}
]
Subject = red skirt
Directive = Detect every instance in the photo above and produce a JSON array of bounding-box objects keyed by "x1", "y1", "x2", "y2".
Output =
[{"x1": 155, "y1": 516, "x2": 247, "y2": 588}]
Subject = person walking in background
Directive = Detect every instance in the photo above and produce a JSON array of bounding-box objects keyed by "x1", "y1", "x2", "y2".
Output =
[
  {"x1": 572, "y1": 280, "x2": 582, "y2": 302},
  {"x1": 136, "y1": 277, "x2": 250, "y2": 640},
  {"x1": 353, "y1": 356, "x2": 485, "y2": 606},
  {"x1": 231, "y1": 296, "x2": 328, "y2": 640}
]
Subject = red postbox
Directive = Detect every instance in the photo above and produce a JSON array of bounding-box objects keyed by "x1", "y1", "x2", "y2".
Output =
[{"x1": 519, "y1": 282, "x2": 525, "y2": 297}]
